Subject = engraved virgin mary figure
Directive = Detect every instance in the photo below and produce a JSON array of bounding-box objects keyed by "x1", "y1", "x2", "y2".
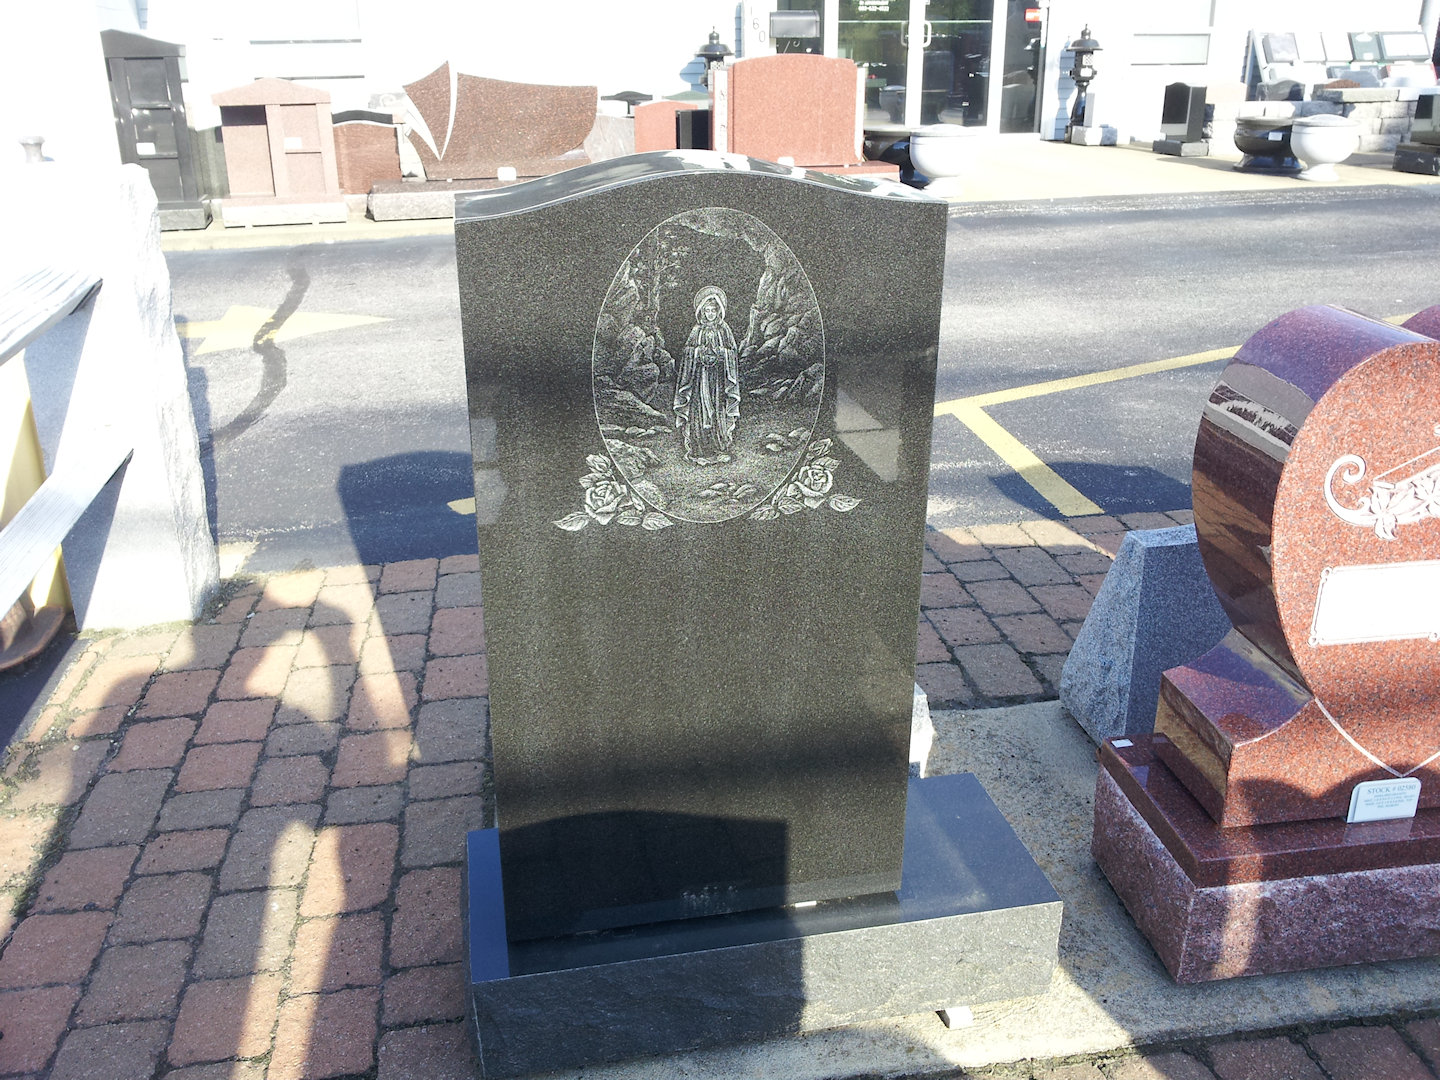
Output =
[{"x1": 673, "y1": 286, "x2": 741, "y2": 466}]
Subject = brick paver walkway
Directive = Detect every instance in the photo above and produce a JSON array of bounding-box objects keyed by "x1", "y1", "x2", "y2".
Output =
[
  {"x1": 0, "y1": 557, "x2": 484, "y2": 1079},
  {"x1": 918, "y1": 512, "x2": 1191, "y2": 708},
  {"x1": 2, "y1": 540, "x2": 1437, "y2": 1079}
]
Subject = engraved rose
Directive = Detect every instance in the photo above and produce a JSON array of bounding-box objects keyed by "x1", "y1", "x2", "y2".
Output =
[
  {"x1": 583, "y1": 478, "x2": 626, "y2": 524},
  {"x1": 794, "y1": 463, "x2": 834, "y2": 498}
]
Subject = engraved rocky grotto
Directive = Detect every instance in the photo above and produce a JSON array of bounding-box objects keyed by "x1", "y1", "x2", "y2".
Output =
[{"x1": 553, "y1": 206, "x2": 859, "y2": 531}]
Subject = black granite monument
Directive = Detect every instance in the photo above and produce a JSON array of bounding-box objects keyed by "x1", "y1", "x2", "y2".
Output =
[
  {"x1": 101, "y1": 29, "x2": 210, "y2": 230},
  {"x1": 1152, "y1": 82, "x2": 1208, "y2": 157},
  {"x1": 455, "y1": 151, "x2": 1060, "y2": 1077}
]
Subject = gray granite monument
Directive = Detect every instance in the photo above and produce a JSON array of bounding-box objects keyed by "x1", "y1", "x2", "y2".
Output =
[{"x1": 455, "y1": 151, "x2": 1060, "y2": 1076}]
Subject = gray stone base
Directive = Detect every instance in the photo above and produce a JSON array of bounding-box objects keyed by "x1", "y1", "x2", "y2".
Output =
[
  {"x1": 217, "y1": 196, "x2": 348, "y2": 227},
  {"x1": 158, "y1": 202, "x2": 211, "y2": 230},
  {"x1": 1394, "y1": 143, "x2": 1440, "y2": 176},
  {"x1": 1152, "y1": 139, "x2": 1209, "y2": 157},
  {"x1": 1059, "y1": 525, "x2": 1230, "y2": 745},
  {"x1": 368, "y1": 179, "x2": 509, "y2": 220},
  {"x1": 464, "y1": 773, "x2": 1061, "y2": 1078}
]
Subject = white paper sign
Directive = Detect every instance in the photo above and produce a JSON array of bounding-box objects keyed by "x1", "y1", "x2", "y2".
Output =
[
  {"x1": 284, "y1": 136, "x2": 303, "y2": 150},
  {"x1": 1346, "y1": 777, "x2": 1421, "y2": 823},
  {"x1": 1310, "y1": 560, "x2": 1440, "y2": 646},
  {"x1": 135, "y1": 141, "x2": 156, "y2": 156}
]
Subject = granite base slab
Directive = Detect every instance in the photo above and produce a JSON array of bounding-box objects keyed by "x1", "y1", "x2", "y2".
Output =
[
  {"x1": 218, "y1": 196, "x2": 347, "y2": 227},
  {"x1": 1393, "y1": 143, "x2": 1440, "y2": 175},
  {"x1": 157, "y1": 202, "x2": 211, "y2": 230},
  {"x1": 1152, "y1": 139, "x2": 1209, "y2": 157},
  {"x1": 368, "y1": 178, "x2": 513, "y2": 220},
  {"x1": 1093, "y1": 740, "x2": 1440, "y2": 984},
  {"x1": 465, "y1": 773, "x2": 1061, "y2": 1078}
]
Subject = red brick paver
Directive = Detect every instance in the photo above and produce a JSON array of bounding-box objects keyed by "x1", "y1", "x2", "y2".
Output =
[
  {"x1": 1306, "y1": 1026, "x2": 1437, "y2": 1080},
  {"x1": 169, "y1": 973, "x2": 282, "y2": 1065},
  {"x1": 269, "y1": 987, "x2": 379, "y2": 1080},
  {"x1": 0, "y1": 985, "x2": 82, "y2": 1073},
  {"x1": 0, "y1": 911, "x2": 112, "y2": 987}
]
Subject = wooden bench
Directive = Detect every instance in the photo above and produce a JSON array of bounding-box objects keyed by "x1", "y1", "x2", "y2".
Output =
[{"x1": 0, "y1": 266, "x2": 132, "y2": 639}]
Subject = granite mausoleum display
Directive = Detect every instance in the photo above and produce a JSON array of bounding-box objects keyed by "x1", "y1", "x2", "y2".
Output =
[
  {"x1": 455, "y1": 151, "x2": 1061, "y2": 1076},
  {"x1": 211, "y1": 78, "x2": 347, "y2": 227},
  {"x1": 1093, "y1": 305, "x2": 1440, "y2": 982},
  {"x1": 101, "y1": 30, "x2": 210, "y2": 229}
]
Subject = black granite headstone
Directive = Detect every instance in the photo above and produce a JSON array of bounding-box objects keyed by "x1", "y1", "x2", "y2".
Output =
[
  {"x1": 1160, "y1": 83, "x2": 1206, "y2": 143},
  {"x1": 453, "y1": 152, "x2": 1061, "y2": 1076},
  {"x1": 676, "y1": 107, "x2": 712, "y2": 149},
  {"x1": 456, "y1": 151, "x2": 943, "y2": 940}
]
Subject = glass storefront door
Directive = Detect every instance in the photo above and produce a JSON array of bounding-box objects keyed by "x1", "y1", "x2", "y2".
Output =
[{"x1": 839, "y1": 0, "x2": 1043, "y2": 132}]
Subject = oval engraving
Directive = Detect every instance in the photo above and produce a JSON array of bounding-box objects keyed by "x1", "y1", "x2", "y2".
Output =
[{"x1": 592, "y1": 208, "x2": 825, "y2": 524}]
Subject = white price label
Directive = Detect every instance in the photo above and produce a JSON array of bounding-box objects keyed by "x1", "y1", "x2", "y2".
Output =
[{"x1": 1346, "y1": 777, "x2": 1421, "y2": 823}]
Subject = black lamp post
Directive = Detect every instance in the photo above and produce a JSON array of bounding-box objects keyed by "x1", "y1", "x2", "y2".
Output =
[
  {"x1": 696, "y1": 28, "x2": 733, "y2": 89},
  {"x1": 1066, "y1": 26, "x2": 1102, "y2": 136}
]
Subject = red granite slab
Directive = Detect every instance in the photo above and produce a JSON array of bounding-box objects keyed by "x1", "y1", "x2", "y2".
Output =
[
  {"x1": 1166, "y1": 306, "x2": 1440, "y2": 827},
  {"x1": 1402, "y1": 304, "x2": 1440, "y2": 340},
  {"x1": 334, "y1": 123, "x2": 401, "y2": 194},
  {"x1": 1093, "y1": 758, "x2": 1440, "y2": 983},
  {"x1": 402, "y1": 63, "x2": 596, "y2": 180},
  {"x1": 634, "y1": 101, "x2": 698, "y2": 152},
  {"x1": 1101, "y1": 735, "x2": 1440, "y2": 886},
  {"x1": 722, "y1": 54, "x2": 863, "y2": 166}
]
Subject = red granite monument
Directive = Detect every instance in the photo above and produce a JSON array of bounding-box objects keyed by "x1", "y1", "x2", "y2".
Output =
[
  {"x1": 212, "y1": 78, "x2": 347, "y2": 227},
  {"x1": 401, "y1": 62, "x2": 596, "y2": 180},
  {"x1": 712, "y1": 55, "x2": 899, "y2": 179},
  {"x1": 1092, "y1": 305, "x2": 1440, "y2": 982}
]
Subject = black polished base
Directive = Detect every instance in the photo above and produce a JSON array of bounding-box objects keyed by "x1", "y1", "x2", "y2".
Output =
[
  {"x1": 463, "y1": 773, "x2": 1062, "y2": 1078},
  {"x1": 1394, "y1": 143, "x2": 1440, "y2": 176},
  {"x1": 1233, "y1": 153, "x2": 1301, "y2": 174}
]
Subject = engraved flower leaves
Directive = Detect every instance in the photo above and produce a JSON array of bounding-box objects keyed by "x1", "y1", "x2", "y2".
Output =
[
  {"x1": 749, "y1": 435, "x2": 860, "y2": 521},
  {"x1": 554, "y1": 454, "x2": 674, "y2": 532}
]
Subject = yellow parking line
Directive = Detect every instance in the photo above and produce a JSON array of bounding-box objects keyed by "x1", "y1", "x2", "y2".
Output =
[
  {"x1": 950, "y1": 404, "x2": 1102, "y2": 517},
  {"x1": 933, "y1": 345, "x2": 1238, "y2": 517},
  {"x1": 935, "y1": 346, "x2": 1237, "y2": 414}
]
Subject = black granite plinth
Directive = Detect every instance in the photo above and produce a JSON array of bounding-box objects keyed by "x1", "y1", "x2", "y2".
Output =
[
  {"x1": 455, "y1": 151, "x2": 948, "y2": 940},
  {"x1": 1152, "y1": 138, "x2": 1209, "y2": 157},
  {"x1": 464, "y1": 773, "x2": 1062, "y2": 1078},
  {"x1": 1393, "y1": 143, "x2": 1440, "y2": 176}
]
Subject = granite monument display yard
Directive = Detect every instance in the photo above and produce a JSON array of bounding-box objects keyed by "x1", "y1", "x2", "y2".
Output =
[
  {"x1": 1093, "y1": 305, "x2": 1440, "y2": 982},
  {"x1": 454, "y1": 151, "x2": 1061, "y2": 1076}
]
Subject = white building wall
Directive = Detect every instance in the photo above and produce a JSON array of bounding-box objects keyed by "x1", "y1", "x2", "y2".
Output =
[
  {"x1": 147, "y1": 0, "x2": 741, "y2": 129},
  {"x1": 1042, "y1": 0, "x2": 1427, "y2": 141},
  {"x1": 0, "y1": 0, "x2": 120, "y2": 167}
]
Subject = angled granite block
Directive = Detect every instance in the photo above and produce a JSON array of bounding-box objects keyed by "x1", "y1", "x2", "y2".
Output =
[{"x1": 1060, "y1": 525, "x2": 1230, "y2": 744}]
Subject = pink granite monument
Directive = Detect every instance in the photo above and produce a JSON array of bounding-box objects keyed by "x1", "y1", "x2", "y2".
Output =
[
  {"x1": 401, "y1": 62, "x2": 596, "y2": 180},
  {"x1": 213, "y1": 78, "x2": 347, "y2": 227},
  {"x1": 1092, "y1": 304, "x2": 1440, "y2": 982},
  {"x1": 712, "y1": 55, "x2": 899, "y2": 178},
  {"x1": 634, "y1": 100, "x2": 699, "y2": 152}
]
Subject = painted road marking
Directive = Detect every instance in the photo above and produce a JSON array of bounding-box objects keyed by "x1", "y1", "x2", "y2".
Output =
[
  {"x1": 176, "y1": 305, "x2": 389, "y2": 355},
  {"x1": 933, "y1": 346, "x2": 1239, "y2": 517}
]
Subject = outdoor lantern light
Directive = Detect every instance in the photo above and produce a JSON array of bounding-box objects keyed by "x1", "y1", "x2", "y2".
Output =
[
  {"x1": 1066, "y1": 25, "x2": 1102, "y2": 135},
  {"x1": 696, "y1": 28, "x2": 733, "y2": 89}
]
